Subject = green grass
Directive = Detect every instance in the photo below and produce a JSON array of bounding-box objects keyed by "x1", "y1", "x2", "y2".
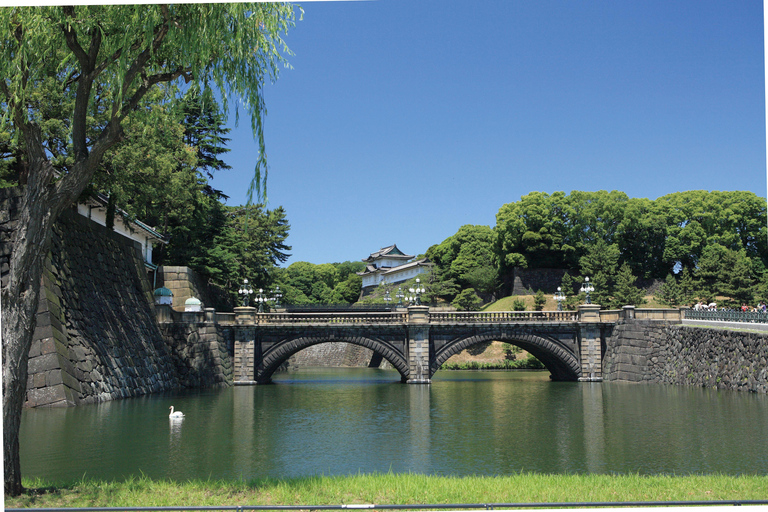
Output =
[{"x1": 8, "y1": 473, "x2": 768, "y2": 508}]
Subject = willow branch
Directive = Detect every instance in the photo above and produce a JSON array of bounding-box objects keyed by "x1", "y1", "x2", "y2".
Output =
[
  {"x1": 116, "y1": 66, "x2": 192, "y2": 124},
  {"x1": 61, "y1": 8, "x2": 90, "y2": 68}
]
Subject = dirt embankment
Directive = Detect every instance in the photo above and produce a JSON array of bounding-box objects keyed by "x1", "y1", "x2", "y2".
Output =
[{"x1": 444, "y1": 341, "x2": 528, "y2": 364}]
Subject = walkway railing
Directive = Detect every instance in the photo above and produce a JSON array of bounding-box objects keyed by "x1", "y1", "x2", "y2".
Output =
[
  {"x1": 684, "y1": 309, "x2": 768, "y2": 324},
  {"x1": 430, "y1": 310, "x2": 578, "y2": 323},
  {"x1": 257, "y1": 311, "x2": 408, "y2": 324}
]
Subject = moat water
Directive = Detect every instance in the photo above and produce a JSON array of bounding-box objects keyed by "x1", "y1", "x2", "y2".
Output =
[{"x1": 20, "y1": 368, "x2": 768, "y2": 483}]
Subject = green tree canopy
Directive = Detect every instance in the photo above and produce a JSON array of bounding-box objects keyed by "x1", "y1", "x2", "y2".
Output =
[
  {"x1": 0, "y1": 4, "x2": 298, "y2": 495},
  {"x1": 427, "y1": 224, "x2": 497, "y2": 297}
]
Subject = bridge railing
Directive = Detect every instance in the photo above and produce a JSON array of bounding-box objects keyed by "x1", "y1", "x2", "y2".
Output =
[
  {"x1": 170, "y1": 306, "x2": 683, "y2": 326},
  {"x1": 256, "y1": 311, "x2": 409, "y2": 324},
  {"x1": 684, "y1": 309, "x2": 768, "y2": 324},
  {"x1": 634, "y1": 308, "x2": 682, "y2": 321},
  {"x1": 429, "y1": 310, "x2": 578, "y2": 323}
]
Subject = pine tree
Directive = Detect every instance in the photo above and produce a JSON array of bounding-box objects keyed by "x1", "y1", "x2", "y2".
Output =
[
  {"x1": 613, "y1": 262, "x2": 646, "y2": 307},
  {"x1": 658, "y1": 273, "x2": 683, "y2": 306}
]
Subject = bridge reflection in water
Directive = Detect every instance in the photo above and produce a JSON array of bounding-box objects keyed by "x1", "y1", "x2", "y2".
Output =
[{"x1": 212, "y1": 305, "x2": 682, "y2": 386}]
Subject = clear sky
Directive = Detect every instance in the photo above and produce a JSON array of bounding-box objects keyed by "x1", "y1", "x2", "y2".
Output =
[{"x1": 209, "y1": 0, "x2": 766, "y2": 266}]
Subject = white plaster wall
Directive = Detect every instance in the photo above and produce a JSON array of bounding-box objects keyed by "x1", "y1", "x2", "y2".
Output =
[{"x1": 76, "y1": 204, "x2": 154, "y2": 264}]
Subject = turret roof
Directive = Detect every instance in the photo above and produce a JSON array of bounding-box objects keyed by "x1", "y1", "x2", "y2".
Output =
[{"x1": 362, "y1": 244, "x2": 414, "y2": 263}]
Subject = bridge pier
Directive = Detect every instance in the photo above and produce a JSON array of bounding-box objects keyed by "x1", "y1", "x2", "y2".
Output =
[
  {"x1": 406, "y1": 305, "x2": 431, "y2": 384},
  {"x1": 233, "y1": 307, "x2": 257, "y2": 384},
  {"x1": 578, "y1": 304, "x2": 603, "y2": 381}
]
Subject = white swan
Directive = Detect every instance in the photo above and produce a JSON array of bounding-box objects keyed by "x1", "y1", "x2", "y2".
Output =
[{"x1": 169, "y1": 406, "x2": 184, "y2": 419}]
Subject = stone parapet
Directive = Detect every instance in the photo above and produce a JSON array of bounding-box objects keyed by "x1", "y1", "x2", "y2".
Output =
[{"x1": 578, "y1": 304, "x2": 602, "y2": 323}]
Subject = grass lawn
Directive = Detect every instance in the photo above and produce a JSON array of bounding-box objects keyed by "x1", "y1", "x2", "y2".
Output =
[{"x1": 7, "y1": 473, "x2": 768, "y2": 509}]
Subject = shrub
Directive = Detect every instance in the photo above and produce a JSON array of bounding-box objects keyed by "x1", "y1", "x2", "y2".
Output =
[{"x1": 512, "y1": 298, "x2": 527, "y2": 311}]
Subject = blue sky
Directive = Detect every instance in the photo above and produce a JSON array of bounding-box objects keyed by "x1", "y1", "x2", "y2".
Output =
[{"x1": 209, "y1": 0, "x2": 766, "y2": 266}]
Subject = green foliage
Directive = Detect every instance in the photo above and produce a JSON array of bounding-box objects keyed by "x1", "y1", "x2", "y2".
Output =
[
  {"x1": 451, "y1": 288, "x2": 484, "y2": 311},
  {"x1": 274, "y1": 261, "x2": 364, "y2": 305},
  {"x1": 533, "y1": 290, "x2": 546, "y2": 311},
  {"x1": 658, "y1": 273, "x2": 685, "y2": 306},
  {"x1": 430, "y1": 189, "x2": 767, "y2": 310},
  {"x1": 579, "y1": 239, "x2": 619, "y2": 306},
  {"x1": 440, "y1": 355, "x2": 543, "y2": 370},
  {"x1": 612, "y1": 262, "x2": 646, "y2": 307},
  {"x1": 1, "y1": 4, "x2": 300, "y2": 199},
  {"x1": 174, "y1": 204, "x2": 290, "y2": 309},
  {"x1": 427, "y1": 225, "x2": 497, "y2": 295},
  {"x1": 560, "y1": 271, "x2": 577, "y2": 295},
  {"x1": 420, "y1": 266, "x2": 460, "y2": 305},
  {"x1": 503, "y1": 343, "x2": 522, "y2": 360},
  {"x1": 493, "y1": 190, "x2": 767, "y2": 289},
  {"x1": 512, "y1": 298, "x2": 527, "y2": 311},
  {"x1": 693, "y1": 244, "x2": 756, "y2": 305},
  {"x1": 725, "y1": 250, "x2": 756, "y2": 306}
]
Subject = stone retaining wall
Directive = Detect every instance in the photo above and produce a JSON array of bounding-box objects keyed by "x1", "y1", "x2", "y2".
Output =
[
  {"x1": 27, "y1": 208, "x2": 181, "y2": 406},
  {"x1": 1, "y1": 188, "x2": 233, "y2": 407},
  {"x1": 509, "y1": 267, "x2": 566, "y2": 295},
  {"x1": 604, "y1": 320, "x2": 768, "y2": 393},
  {"x1": 287, "y1": 342, "x2": 389, "y2": 369},
  {"x1": 159, "y1": 319, "x2": 233, "y2": 388}
]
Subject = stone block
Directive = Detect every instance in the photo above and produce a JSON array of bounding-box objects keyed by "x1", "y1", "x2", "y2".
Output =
[
  {"x1": 27, "y1": 353, "x2": 62, "y2": 374},
  {"x1": 39, "y1": 337, "x2": 57, "y2": 355},
  {"x1": 32, "y1": 373, "x2": 46, "y2": 388},
  {"x1": 28, "y1": 339, "x2": 43, "y2": 358},
  {"x1": 32, "y1": 323, "x2": 54, "y2": 343},
  {"x1": 76, "y1": 359, "x2": 94, "y2": 373},
  {"x1": 46, "y1": 370, "x2": 64, "y2": 387},
  {"x1": 26, "y1": 384, "x2": 68, "y2": 407}
]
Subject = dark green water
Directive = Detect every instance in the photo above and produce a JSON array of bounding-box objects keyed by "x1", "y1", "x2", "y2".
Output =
[{"x1": 19, "y1": 369, "x2": 768, "y2": 483}]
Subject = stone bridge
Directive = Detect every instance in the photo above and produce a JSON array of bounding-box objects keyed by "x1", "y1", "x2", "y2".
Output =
[{"x1": 212, "y1": 305, "x2": 680, "y2": 385}]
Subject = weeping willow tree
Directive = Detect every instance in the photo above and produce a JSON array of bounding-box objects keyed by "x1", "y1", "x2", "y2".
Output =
[{"x1": 0, "y1": 4, "x2": 298, "y2": 495}]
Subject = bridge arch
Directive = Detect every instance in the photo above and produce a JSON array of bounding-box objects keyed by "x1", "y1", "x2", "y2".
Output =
[
  {"x1": 256, "y1": 334, "x2": 409, "y2": 384},
  {"x1": 431, "y1": 330, "x2": 581, "y2": 381}
]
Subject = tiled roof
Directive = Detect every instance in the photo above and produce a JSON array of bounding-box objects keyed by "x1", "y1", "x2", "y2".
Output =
[
  {"x1": 381, "y1": 258, "x2": 431, "y2": 275},
  {"x1": 362, "y1": 244, "x2": 414, "y2": 262},
  {"x1": 357, "y1": 258, "x2": 431, "y2": 277}
]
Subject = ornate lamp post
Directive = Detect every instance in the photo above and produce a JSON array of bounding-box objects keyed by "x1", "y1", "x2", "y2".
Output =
[
  {"x1": 580, "y1": 277, "x2": 594, "y2": 305},
  {"x1": 271, "y1": 286, "x2": 282, "y2": 308},
  {"x1": 255, "y1": 288, "x2": 267, "y2": 313},
  {"x1": 554, "y1": 286, "x2": 566, "y2": 311},
  {"x1": 396, "y1": 287, "x2": 404, "y2": 306},
  {"x1": 409, "y1": 278, "x2": 425, "y2": 306},
  {"x1": 238, "y1": 278, "x2": 253, "y2": 307},
  {"x1": 383, "y1": 289, "x2": 392, "y2": 308}
]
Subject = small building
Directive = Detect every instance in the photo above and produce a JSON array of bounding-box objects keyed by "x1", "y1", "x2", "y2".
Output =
[
  {"x1": 357, "y1": 244, "x2": 431, "y2": 294},
  {"x1": 76, "y1": 192, "x2": 166, "y2": 271}
]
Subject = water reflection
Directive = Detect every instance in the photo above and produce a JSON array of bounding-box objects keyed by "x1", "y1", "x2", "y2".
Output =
[
  {"x1": 169, "y1": 417, "x2": 183, "y2": 441},
  {"x1": 581, "y1": 383, "x2": 606, "y2": 473},
  {"x1": 407, "y1": 385, "x2": 431, "y2": 473},
  {"x1": 19, "y1": 369, "x2": 768, "y2": 483}
]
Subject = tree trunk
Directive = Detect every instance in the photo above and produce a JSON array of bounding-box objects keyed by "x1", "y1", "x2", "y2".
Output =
[
  {"x1": 2, "y1": 117, "x2": 122, "y2": 495},
  {"x1": 2, "y1": 177, "x2": 57, "y2": 495}
]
